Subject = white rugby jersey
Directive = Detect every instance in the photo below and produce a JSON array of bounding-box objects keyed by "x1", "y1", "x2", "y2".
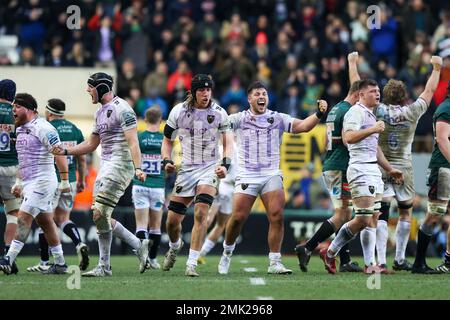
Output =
[
  {"x1": 92, "y1": 96, "x2": 137, "y2": 161},
  {"x1": 229, "y1": 109, "x2": 294, "y2": 182},
  {"x1": 376, "y1": 98, "x2": 427, "y2": 166},
  {"x1": 166, "y1": 101, "x2": 230, "y2": 168},
  {"x1": 343, "y1": 103, "x2": 378, "y2": 165},
  {"x1": 16, "y1": 117, "x2": 61, "y2": 181}
]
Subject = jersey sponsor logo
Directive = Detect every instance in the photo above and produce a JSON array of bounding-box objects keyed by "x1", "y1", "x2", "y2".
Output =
[
  {"x1": 207, "y1": 115, "x2": 215, "y2": 124},
  {"x1": 96, "y1": 123, "x2": 108, "y2": 132},
  {"x1": 47, "y1": 132, "x2": 60, "y2": 145},
  {"x1": 123, "y1": 111, "x2": 137, "y2": 126},
  {"x1": 332, "y1": 186, "x2": 340, "y2": 195}
]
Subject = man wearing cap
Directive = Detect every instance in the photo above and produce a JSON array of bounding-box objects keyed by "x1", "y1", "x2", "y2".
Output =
[
  {"x1": 52, "y1": 72, "x2": 150, "y2": 277},
  {"x1": 27, "y1": 98, "x2": 90, "y2": 272},
  {"x1": 0, "y1": 79, "x2": 20, "y2": 274},
  {"x1": 161, "y1": 74, "x2": 233, "y2": 277},
  {"x1": 0, "y1": 93, "x2": 70, "y2": 275}
]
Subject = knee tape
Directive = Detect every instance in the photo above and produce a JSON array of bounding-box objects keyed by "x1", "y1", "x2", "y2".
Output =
[
  {"x1": 398, "y1": 202, "x2": 413, "y2": 210},
  {"x1": 92, "y1": 201, "x2": 114, "y2": 233},
  {"x1": 379, "y1": 202, "x2": 390, "y2": 222},
  {"x1": 374, "y1": 201, "x2": 381, "y2": 214},
  {"x1": 168, "y1": 201, "x2": 187, "y2": 215},
  {"x1": 4, "y1": 198, "x2": 20, "y2": 214},
  {"x1": 194, "y1": 193, "x2": 214, "y2": 206},
  {"x1": 353, "y1": 205, "x2": 374, "y2": 216},
  {"x1": 5, "y1": 213, "x2": 18, "y2": 225},
  {"x1": 427, "y1": 201, "x2": 447, "y2": 216}
]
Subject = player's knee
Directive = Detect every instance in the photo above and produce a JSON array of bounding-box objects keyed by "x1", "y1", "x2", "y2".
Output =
[
  {"x1": 378, "y1": 202, "x2": 390, "y2": 222},
  {"x1": 354, "y1": 205, "x2": 374, "y2": 217},
  {"x1": 194, "y1": 212, "x2": 208, "y2": 226},
  {"x1": 168, "y1": 201, "x2": 188, "y2": 215},
  {"x1": 268, "y1": 211, "x2": 284, "y2": 225},
  {"x1": 194, "y1": 193, "x2": 214, "y2": 206},
  {"x1": 427, "y1": 201, "x2": 447, "y2": 217},
  {"x1": 92, "y1": 202, "x2": 114, "y2": 233}
]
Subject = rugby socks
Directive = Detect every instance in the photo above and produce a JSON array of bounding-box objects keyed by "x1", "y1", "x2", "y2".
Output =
[
  {"x1": 135, "y1": 228, "x2": 148, "y2": 240},
  {"x1": 395, "y1": 220, "x2": 411, "y2": 263},
  {"x1": 38, "y1": 230, "x2": 50, "y2": 263},
  {"x1": 329, "y1": 222, "x2": 355, "y2": 257},
  {"x1": 444, "y1": 252, "x2": 450, "y2": 265},
  {"x1": 200, "y1": 238, "x2": 216, "y2": 256},
  {"x1": 376, "y1": 220, "x2": 388, "y2": 265},
  {"x1": 4, "y1": 245, "x2": 10, "y2": 255},
  {"x1": 305, "y1": 219, "x2": 335, "y2": 253},
  {"x1": 360, "y1": 227, "x2": 376, "y2": 266},
  {"x1": 148, "y1": 229, "x2": 161, "y2": 260},
  {"x1": 414, "y1": 224, "x2": 433, "y2": 266},
  {"x1": 169, "y1": 238, "x2": 182, "y2": 250},
  {"x1": 222, "y1": 241, "x2": 236, "y2": 255},
  {"x1": 98, "y1": 231, "x2": 112, "y2": 268},
  {"x1": 6, "y1": 240, "x2": 24, "y2": 264},
  {"x1": 269, "y1": 252, "x2": 282, "y2": 264},
  {"x1": 113, "y1": 221, "x2": 141, "y2": 250},
  {"x1": 337, "y1": 229, "x2": 351, "y2": 265},
  {"x1": 187, "y1": 249, "x2": 200, "y2": 267},
  {"x1": 49, "y1": 244, "x2": 65, "y2": 265},
  {"x1": 61, "y1": 220, "x2": 81, "y2": 246}
]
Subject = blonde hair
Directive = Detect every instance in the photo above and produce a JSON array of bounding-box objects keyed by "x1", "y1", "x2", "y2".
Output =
[{"x1": 383, "y1": 79, "x2": 407, "y2": 106}]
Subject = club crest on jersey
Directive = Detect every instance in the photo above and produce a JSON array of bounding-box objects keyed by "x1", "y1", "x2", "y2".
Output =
[
  {"x1": 207, "y1": 115, "x2": 215, "y2": 124},
  {"x1": 107, "y1": 110, "x2": 112, "y2": 118},
  {"x1": 368, "y1": 186, "x2": 375, "y2": 194},
  {"x1": 267, "y1": 117, "x2": 274, "y2": 124},
  {"x1": 176, "y1": 186, "x2": 183, "y2": 193}
]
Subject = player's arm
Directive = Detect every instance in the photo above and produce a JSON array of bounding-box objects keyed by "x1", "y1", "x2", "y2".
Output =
[
  {"x1": 162, "y1": 123, "x2": 176, "y2": 173},
  {"x1": 436, "y1": 121, "x2": 450, "y2": 163},
  {"x1": 292, "y1": 100, "x2": 328, "y2": 133},
  {"x1": 418, "y1": 56, "x2": 443, "y2": 106},
  {"x1": 348, "y1": 52, "x2": 361, "y2": 85},
  {"x1": 53, "y1": 133, "x2": 100, "y2": 156},
  {"x1": 55, "y1": 155, "x2": 70, "y2": 192},
  {"x1": 124, "y1": 127, "x2": 145, "y2": 182},
  {"x1": 216, "y1": 131, "x2": 234, "y2": 178},
  {"x1": 377, "y1": 146, "x2": 404, "y2": 184},
  {"x1": 343, "y1": 120, "x2": 385, "y2": 144},
  {"x1": 76, "y1": 154, "x2": 87, "y2": 193}
]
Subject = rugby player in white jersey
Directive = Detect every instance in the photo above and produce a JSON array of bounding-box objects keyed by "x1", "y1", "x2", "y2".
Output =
[
  {"x1": 0, "y1": 93, "x2": 70, "y2": 274},
  {"x1": 52, "y1": 72, "x2": 150, "y2": 277},
  {"x1": 350, "y1": 54, "x2": 443, "y2": 271},
  {"x1": 320, "y1": 79, "x2": 403, "y2": 274},
  {"x1": 217, "y1": 81, "x2": 329, "y2": 275},
  {"x1": 161, "y1": 74, "x2": 233, "y2": 277}
]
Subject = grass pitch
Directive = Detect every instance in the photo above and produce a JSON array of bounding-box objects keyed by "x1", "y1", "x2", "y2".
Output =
[{"x1": 0, "y1": 255, "x2": 449, "y2": 300}]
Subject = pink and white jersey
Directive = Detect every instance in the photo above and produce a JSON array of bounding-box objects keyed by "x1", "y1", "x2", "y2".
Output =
[
  {"x1": 166, "y1": 101, "x2": 230, "y2": 168},
  {"x1": 343, "y1": 103, "x2": 378, "y2": 165},
  {"x1": 16, "y1": 117, "x2": 61, "y2": 181},
  {"x1": 92, "y1": 96, "x2": 137, "y2": 161},
  {"x1": 229, "y1": 109, "x2": 294, "y2": 182}
]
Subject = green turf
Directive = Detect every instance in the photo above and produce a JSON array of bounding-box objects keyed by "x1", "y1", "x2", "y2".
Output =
[{"x1": 0, "y1": 255, "x2": 449, "y2": 300}]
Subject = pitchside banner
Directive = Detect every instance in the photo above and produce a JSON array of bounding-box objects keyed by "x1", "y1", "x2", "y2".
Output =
[{"x1": 0, "y1": 208, "x2": 368, "y2": 256}]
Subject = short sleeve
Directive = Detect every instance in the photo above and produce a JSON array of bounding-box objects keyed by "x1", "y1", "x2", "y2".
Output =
[
  {"x1": 77, "y1": 127, "x2": 85, "y2": 144},
  {"x1": 39, "y1": 124, "x2": 62, "y2": 152},
  {"x1": 228, "y1": 113, "x2": 242, "y2": 130},
  {"x1": 120, "y1": 109, "x2": 138, "y2": 131},
  {"x1": 403, "y1": 97, "x2": 428, "y2": 121},
  {"x1": 166, "y1": 104, "x2": 181, "y2": 130},
  {"x1": 343, "y1": 107, "x2": 363, "y2": 132},
  {"x1": 279, "y1": 112, "x2": 294, "y2": 133},
  {"x1": 436, "y1": 108, "x2": 450, "y2": 123}
]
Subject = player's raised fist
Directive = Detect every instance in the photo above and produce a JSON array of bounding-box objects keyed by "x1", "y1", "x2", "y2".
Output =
[
  {"x1": 430, "y1": 55, "x2": 443, "y2": 66},
  {"x1": 317, "y1": 99, "x2": 328, "y2": 113},
  {"x1": 347, "y1": 52, "x2": 359, "y2": 63}
]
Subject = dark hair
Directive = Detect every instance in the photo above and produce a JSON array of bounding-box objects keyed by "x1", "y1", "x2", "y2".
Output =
[
  {"x1": 0, "y1": 79, "x2": 16, "y2": 102},
  {"x1": 145, "y1": 105, "x2": 162, "y2": 124},
  {"x1": 47, "y1": 98, "x2": 66, "y2": 111},
  {"x1": 348, "y1": 80, "x2": 362, "y2": 94},
  {"x1": 358, "y1": 79, "x2": 378, "y2": 91},
  {"x1": 383, "y1": 79, "x2": 407, "y2": 105},
  {"x1": 14, "y1": 93, "x2": 37, "y2": 111},
  {"x1": 247, "y1": 81, "x2": 267, "y2": 94}
]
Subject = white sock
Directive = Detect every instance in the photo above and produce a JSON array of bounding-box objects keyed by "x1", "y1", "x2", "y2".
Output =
[
  {"x1": 187, "y1": 249, "x2": 200, "y2": 267},
  {"x1": 49, "y1": 244, "x2": 65, "y2": 265},
  {"x1": 328, "y1": 222, "x2": 355, "y2": 257},
  {"x1": 6, "y1": 240, "x2": 24, "y2": 264},
  {"x1": 200, "y1": 239, "x2": 216, "y2": 256},
  {"x1": 169, "y1": 238, "x2": 182, "y2": 249},
  {"x1": 376, "y1": 220, "x2": 388, "y2": 265},
  {"x1": 269, "y1": 252, "x2": 281, "y2": 263},
  {"x1": 395, "y1": 220, "x2": 411, "y2": 263},
  {"x1": 113, "y1": 221, "x2": 141, "y2": 250},
  {"x1": 149, "y1": 228, "x2": 161, "y2": 235},
  {"x1": 98, "y1": 231, "x2": 112, "y2": 268},
  {"x1": 360, "y1": 227, "x2": 376, "y2": 266},
  {"x1": 223, "y1": 241, "x2": 235, "y2": 255}
]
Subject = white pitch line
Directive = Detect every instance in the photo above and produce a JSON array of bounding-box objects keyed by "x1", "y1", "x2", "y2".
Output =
[
  {"x1": 240, "y1": 260, "x2": 249, "y2": 264},
  {"x1": 244, "y1": 267, "x2": 257, "y2": 272},
  {"x1": 250, "y1": 277, "x2": 266, "y2": 285},
  {"x1": 256, "y1": 296, "x2": 274, "y2": 300}
]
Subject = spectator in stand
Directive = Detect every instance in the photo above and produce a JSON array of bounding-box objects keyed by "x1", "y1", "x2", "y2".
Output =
[{"x1": 117, "y1": 59, "x2": 143, "y2": 98}]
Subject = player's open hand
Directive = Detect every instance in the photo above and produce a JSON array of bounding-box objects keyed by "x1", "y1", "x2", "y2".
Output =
[
  {"x1": 317, "y1": 100, "x2": 328, "y2": 114},
  {"x1": 372, "y1": 120, "x2": 385, "y2": 133},
  {"x1": 215, "y1": 166, "x2": 227, "y2": 179},
  {"x1": 388, "y1": 168, "x2": 404, "y2": 185},
  {"x1": 348, "y1": 51, "x2": 359, "y2": 64},
  {"x1": 135, "y1": 168, "x2": 146, "y2": 182}
]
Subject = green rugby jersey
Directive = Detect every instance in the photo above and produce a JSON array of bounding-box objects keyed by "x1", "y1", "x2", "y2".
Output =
[
  {"x1": 50, "y1": 119, "x2": 85, "y2": 182},
  {"x1": 322, "y1": 101, "x2": 351, "y2": 172},
  {"x1": 0, "y1": 102, "x2": 18, "y2": 166},
  {"x1": 133, "y1": 130, "x2": 165, "y2": 188},
  {"x1": 429, "y1": 98, "x2": 450, "y2": 169}
]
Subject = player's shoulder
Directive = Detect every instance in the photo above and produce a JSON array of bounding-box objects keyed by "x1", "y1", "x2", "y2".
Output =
[
  {"x1": 113, "y1": 97, "x2": 134, "y2": 113},
  {"x1": 170, "y1": 102, "x2": 185, "y2": 116}
]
